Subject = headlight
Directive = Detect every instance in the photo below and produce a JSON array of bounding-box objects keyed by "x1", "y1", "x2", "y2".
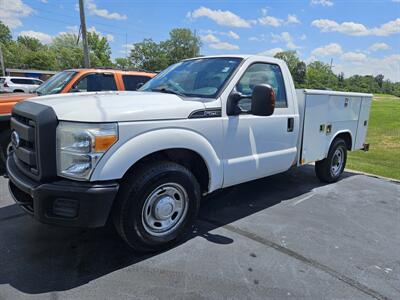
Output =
[{"x1": 56, "y1": 122, "x2": 118, "y2": 180}]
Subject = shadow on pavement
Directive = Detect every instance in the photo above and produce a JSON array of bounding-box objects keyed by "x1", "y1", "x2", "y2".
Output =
[{"x1": 0, "y1": 165, "x2": 354, "y2": 294}]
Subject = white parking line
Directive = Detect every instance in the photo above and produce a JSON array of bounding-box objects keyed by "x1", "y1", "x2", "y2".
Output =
[{"x1": 291, "y1": 193, "x2": 315, "y2": 206}]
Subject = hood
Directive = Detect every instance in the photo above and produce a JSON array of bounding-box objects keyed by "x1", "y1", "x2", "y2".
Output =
[
  {"x1": 27, "y1": 91, "x2": 206, "y2": 122},
  {"x1": 0, "y1": 93, "x2": 36, "y2": 103}
]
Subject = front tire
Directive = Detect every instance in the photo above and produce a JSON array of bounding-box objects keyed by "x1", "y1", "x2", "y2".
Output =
[
  {"x1": 0, "y1": 130, "x2": 11, "y2": 174},
  {"x1": 315, "y1": 138, "x2": 347, "y2": 183},
  {"x1": 112, "y1": 161, "x2": 201, "y2": 252}
]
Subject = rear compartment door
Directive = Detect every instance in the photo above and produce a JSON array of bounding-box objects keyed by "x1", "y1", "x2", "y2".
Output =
[{"x1": 354, "y1": 97, "x2": 372, "y2": 149}]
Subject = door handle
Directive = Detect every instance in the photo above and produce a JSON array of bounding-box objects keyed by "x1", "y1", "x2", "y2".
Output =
[{"x1": 287, "y1": 117, "x2": 294, "y2": 132}]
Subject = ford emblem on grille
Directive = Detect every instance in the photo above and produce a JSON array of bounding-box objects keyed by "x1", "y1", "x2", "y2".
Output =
[{"x1": 11, "y1": 131, "x2": 20, "y2": 149}]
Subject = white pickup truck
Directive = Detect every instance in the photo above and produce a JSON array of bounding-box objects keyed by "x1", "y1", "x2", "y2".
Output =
[{"x1": 7, "y1": 55, "x2": 372, "y2": 251}]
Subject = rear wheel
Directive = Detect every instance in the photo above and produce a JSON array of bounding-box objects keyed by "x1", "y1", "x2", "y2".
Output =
[
  {"x1": 315, "y1": 138, "x2": 347, "y2": 183},
  {"x1": 112, "y1": 161, "x2": 201, "y2": 252}
]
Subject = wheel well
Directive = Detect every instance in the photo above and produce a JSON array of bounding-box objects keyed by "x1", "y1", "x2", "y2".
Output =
[
  {"x1": 334, "y1": 132, "x2": 352, "y2": 150},
  {"x1": 13, "y1": 90, "x2": 24, "y2": 93},
  {"x1": 123, "y1": 149, "x2": 210, "y2": 194},
  {"x1": 0, "y1": 121, "x2": 11, "y2": 141}
]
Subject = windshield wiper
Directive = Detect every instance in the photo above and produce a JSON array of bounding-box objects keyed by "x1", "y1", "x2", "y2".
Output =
[{"x1": 151, "y1": 88, "x2": 185, "y2": 97}]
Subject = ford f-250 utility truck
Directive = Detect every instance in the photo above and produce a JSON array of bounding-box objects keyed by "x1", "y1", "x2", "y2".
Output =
[{"x1": 7, "y1": 55, "x2": 372, "y2": 251}]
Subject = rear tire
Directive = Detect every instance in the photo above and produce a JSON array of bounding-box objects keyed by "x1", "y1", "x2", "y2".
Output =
[
  {"x1": 315, "y1": 138, "x2": 347, "y2": 183},
  {"x1": 112, "y1": 161, "x2": 201, "y2": 252}
]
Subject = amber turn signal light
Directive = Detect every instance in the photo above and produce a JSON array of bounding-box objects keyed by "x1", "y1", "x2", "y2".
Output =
[{"x1": 94, "y1": 135, "x2": 117, "y2": 152}]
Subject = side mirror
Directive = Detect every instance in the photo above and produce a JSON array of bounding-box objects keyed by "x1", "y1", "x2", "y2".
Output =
[
  {"x1": 251, "y1": 84, "x2": 275, "y2": 116},
  {"x1": 136, "y1": 82, "x2": 144, "y2": 90},
  {"x1": 226, "y1": 91, "x2": 244, "y2": 115}
]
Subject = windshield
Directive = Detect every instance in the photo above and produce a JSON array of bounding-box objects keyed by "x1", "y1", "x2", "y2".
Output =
[
  {"x1": 140, "y1": 57, "x2": 242, "y2": 98},
  {"x1": 35, "y1": 71, "x2": 77, "y2": 95}
]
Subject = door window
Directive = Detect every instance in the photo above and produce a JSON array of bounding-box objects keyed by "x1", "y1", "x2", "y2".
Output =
[
  {"x1": 122, "y1": 75, "x2": 152, "y2": 91},
  {"x1": 236, "y1": 63, "x2": 287, "y2": 111},
  {"x1": 70, "y1": 73, "x2": 117, "y2": 92}
]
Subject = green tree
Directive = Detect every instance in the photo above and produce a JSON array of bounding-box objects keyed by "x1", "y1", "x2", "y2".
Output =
[
  {"x1": 1, "y1": 41, "x2": 24, "y2": 69},
  {"x1": 274, "y1": 51, "x2": 306, "y2": 86},
  {"x1": 274, "y1": 51, "x2": 300, "y2": 73},
  {"x1": 129, "y1": 28, "x2": 201, "y2": 71},
  {"x1": 374, "y1": 74, "x2": 384, "y2": 89},
  {"x1": 51, "y1": 33, "x2": 84, "y2": 69},
  {"x1": 114, "y1": 57, "x2": 132, "y2": 69},
  {"x1": 22, "y1": 49, "x2": 57, "y2": 70},
  {"x1": 305, "y1": 61, "x2": 339, "y2": 90},
  {"x1": 163, "y1": 28, "x2": 201, "y2": 65},
  {"x1": 293, "y1": 61, "x2": 306, "y2": 86},
  {"x1": 0, "y1": 21, "x2": 12, "y2": 44},
  {"x1": 17, "y1": 36, "x2": 57, "y2": 70},
  {"x1": 129, "y1": 38, "x2": 169, "y2": 71},
  {"x1": 51, "y1": 31, "x2": 113, "y2": 68},
  {"x1": 344, "y1": 75, "x2": 380, "y2": 93},
  {"x1": 87, "y1": 31, "x2": 112, "y2": 67},
  {"x1": 17, "y1": 36, "x2": 44, "y2": 52}
]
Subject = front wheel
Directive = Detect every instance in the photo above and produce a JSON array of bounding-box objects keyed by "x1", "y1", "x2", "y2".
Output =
[
  {"x1": 112, "y1": 161, "x2": 201, "y2": 252},
  {"x1": 315, "y1": 138, "x2": 347, "y2": 183}
]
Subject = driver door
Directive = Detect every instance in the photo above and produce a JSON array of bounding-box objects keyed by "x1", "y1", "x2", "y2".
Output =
[{"x1": 222, "y1": 62, "x2": 298, "y2": 187}]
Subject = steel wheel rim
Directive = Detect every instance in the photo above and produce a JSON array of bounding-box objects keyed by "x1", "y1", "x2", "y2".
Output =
[
  {"x1": 331, "y1": 148, "x2": 344, "y2": 177},
  {"x1": 142, "y1": 183, "x2": 188, "y2": 237}
]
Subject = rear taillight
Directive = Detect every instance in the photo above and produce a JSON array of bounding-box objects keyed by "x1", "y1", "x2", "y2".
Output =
[{"x1": 4, "y1": 82, "x2": 8, "y2": 87}]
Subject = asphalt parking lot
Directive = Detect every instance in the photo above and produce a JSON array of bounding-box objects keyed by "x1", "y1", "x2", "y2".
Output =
[{"x1": 0, "y1": 166, "x2": 399, "y2": 300}]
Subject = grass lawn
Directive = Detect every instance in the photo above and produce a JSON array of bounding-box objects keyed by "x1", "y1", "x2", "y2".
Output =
[{"x1": 347, "y1": 94, "x2": 400, "y2": 180}]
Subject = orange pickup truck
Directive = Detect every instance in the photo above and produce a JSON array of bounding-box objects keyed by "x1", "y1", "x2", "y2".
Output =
[{"x1": 0, "y1": 68, "x2": 156, "y2": 171}]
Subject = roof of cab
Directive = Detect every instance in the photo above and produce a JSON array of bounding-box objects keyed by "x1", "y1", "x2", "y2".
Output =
[
  {"x1": 64, "y1": 68, "x2": 156, "y2": 77},
  {"x1": 183, "y1": 54, "x2": 284, "y2": 64}
]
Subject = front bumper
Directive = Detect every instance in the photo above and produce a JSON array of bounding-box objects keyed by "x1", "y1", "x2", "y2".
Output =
[{"x1": 7, "y1": 156, "x2": 119, "y2": 228}]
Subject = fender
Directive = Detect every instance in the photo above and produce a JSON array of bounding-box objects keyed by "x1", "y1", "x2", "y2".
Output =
[
  {"x1": 326, "y1": 130, "x2": 353, "y2": 155},
  {"x1": 91, "y1": 127, "x2": 223, "y2": 192}
]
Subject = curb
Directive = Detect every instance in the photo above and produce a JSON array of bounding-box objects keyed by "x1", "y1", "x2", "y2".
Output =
[{"x1": 345, "y1": 168, "x2": 400, "y2": 184}]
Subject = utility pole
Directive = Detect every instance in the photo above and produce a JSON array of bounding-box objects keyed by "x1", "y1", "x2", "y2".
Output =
[
  {"x1": 0, "y1": 45, "x2": 5, "y2": 76},
  {"x1": 78, "y1": 0, "x2": 90, "y2": 68}
]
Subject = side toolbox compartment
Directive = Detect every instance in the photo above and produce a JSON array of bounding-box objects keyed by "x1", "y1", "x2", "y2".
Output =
[{"x1": 297, "y1": 89, "x2": 372, "y2": 166}]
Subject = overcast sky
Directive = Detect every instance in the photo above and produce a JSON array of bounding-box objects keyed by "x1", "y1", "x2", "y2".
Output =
[{"x1": 1, "y1": 0, "x2": 399, "y2": 81}]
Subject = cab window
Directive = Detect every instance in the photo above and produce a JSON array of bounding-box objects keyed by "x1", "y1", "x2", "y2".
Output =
[
  {"x1": 122, "y1": 75, "x2": 152, "y2": 91},
  {"x1": 236, "y1": 63, "x2": 287, "y2": 111},
  {"x1": 70, "y1": 73, "x2": 117, "y2": 92}
]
